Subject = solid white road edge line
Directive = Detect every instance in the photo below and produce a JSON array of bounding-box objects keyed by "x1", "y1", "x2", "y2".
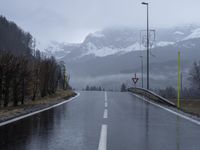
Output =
[
  {"x1": 98, "y1": 124, "x2": 107, "y2": 150},
  {"x1": 133, "y1": 93, "x2": 200, "y2": 125},
  {"x1": 103, "y1": 109, "x2": 108, "y2": 119},
  {"x1": 0, "y1": 92, "x2": 80, "y2": 127}
]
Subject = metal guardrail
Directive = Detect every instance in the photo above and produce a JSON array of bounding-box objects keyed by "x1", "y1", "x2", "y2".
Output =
[{"x1": 128, "y1": 87, "x2": 176, "y2": 107}]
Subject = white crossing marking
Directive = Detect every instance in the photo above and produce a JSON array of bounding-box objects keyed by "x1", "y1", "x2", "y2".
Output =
[{"x1": 98, "y1": 124, "x2": 107, "y2": 150}]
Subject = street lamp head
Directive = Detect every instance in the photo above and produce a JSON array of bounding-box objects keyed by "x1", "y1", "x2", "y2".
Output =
[{"x1": 141, "y1": 2, "x2": 148, "y2": 5}]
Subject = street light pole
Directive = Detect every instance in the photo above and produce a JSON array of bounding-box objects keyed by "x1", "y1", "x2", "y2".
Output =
[
  {"x1": 140, "y1": 55, "x2": 144, "y2": 88},
  {"x1": 142, "y1": 2, "x2": 150, "y2": 90}
]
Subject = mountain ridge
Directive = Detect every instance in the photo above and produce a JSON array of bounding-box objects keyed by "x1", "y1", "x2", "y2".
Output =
[{"x1": 44, "y1": 25, "x2": 200, "y2": 90}]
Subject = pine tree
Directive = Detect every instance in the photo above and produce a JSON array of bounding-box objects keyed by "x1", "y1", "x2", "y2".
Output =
[{"x1": 121, "y1": 83, "x2": 127, "y2": 92}]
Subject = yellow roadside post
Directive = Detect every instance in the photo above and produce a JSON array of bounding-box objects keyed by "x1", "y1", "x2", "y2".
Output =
[{"x1": 177, "y1": 50, "x2": 181, "y2": 109}]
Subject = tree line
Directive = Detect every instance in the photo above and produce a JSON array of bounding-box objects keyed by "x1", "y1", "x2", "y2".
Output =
[
  {"x1": 119, "y1": 60, "x2": 200, "y2": 99},
  {"x1": 84, "y1": 85, "x2": 105, "y2": 91},
  {"x1": 155, "y1": 61, "x2": 200, "y2": 99},
  {"x1": 0, "y1": 16, "x2": 70, "y2": 108}
]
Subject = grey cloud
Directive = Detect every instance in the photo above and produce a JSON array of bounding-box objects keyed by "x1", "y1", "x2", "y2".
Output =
[{"x1": 0, "y1": 0, "x2": 200, "y2": 48}]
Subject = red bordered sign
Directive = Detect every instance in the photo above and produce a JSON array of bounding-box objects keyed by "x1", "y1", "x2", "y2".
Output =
[{"x1": 132, "y1": 73, "x2": 139, "y2": 85}]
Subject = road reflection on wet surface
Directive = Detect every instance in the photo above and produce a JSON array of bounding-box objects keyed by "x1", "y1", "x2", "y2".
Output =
[{"x1": 0, "y1": 91, "x2": 200, "y2": 150}]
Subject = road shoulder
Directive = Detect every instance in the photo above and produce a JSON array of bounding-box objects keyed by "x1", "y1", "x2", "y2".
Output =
[{"x1": 0, "y1": 90, "x2": 78, "y2": 126}]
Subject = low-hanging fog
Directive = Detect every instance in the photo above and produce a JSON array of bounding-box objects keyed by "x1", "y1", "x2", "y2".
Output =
[{"x1": 1, "y1": 0, "x2": 200, "y2": 90}]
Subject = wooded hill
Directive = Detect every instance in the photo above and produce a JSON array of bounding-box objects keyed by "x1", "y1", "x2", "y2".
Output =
[{"x1": 0, "y1": 16, "x2": 69, "y2": 108}]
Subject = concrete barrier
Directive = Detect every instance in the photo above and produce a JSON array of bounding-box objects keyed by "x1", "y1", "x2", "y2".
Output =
[{"x1": 128, "y1": 87, "x2": 176, "y2": 107}]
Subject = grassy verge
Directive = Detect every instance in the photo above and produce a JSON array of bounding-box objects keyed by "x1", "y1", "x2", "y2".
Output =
[
  {"x1": 0, "y1": 90, "x2": 76, "y2": 122},
  {"x1": 169, "y1": 99, "x2": 200, "y2": 117}
]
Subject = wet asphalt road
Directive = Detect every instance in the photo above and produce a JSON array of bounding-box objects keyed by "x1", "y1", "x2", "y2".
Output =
[{"x1": 0, "y1": 91, "x2": 200, "y2": 150}]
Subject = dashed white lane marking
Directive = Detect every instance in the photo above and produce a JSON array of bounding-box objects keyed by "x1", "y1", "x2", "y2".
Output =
[
  {"x1": 98, "y1": 124, "x2": 107, "y2": 150},
  {"x1": 103, "y1": 109, "x2": 108, "y2": 119},
  {"x1": 99, "y1": 92, "x2": 108, "y2": 150},
  {"x1": 133, "y1": 94, "x2": 200, "y2": 126},
  {"x1": 0, "y1": 93, "x2": 80, "y2": 127},
  {"x1": 105, "y1": 102, "x2": 108, "y2": 108},
  {"x1": 104, "y1": 92, "x2": 107, "y2": 102}
]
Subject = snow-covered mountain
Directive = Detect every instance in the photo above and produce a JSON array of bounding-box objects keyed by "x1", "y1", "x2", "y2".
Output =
[
  {"x1": 45, "y1": 25, "x2": 200, "y2": 59},
  {"x1": 44, "y1": 25, "x2": 200, "y2": 90},
  {"x1": 44, "y1": 42, "x2": 81, "y2": 59},
  {"x1": 183, "y1": 28, "x2": 200, "y2": 40}
]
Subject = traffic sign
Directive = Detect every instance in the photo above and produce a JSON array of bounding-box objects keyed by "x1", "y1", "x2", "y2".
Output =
[{"x1": 132, "y1": 73, "x2": 139, "y2": 86}]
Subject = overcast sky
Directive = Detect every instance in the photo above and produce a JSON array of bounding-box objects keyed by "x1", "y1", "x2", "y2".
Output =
[{"x1": 0, "y1": 0, "x2": 200, "y2": 49}]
